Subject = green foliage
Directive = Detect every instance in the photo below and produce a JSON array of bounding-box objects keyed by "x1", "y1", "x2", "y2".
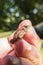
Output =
[
  {"x1": 0, "y1": 0, "x2": 43, "y2": 31},
  {"x1": 0, "y1": 31, "x2": 12, "y2": 38},
  {"x1": 15, "y1": 0, "x2": 43, "y2": 25}
]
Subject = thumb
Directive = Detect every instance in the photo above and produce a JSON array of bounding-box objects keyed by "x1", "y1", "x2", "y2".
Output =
[
  {"x1": 15, "y1": 39, "x2": 32, "y2": 57},
  {"x1": 15, "y1": 39, "x2": 42, "y2": 65}
]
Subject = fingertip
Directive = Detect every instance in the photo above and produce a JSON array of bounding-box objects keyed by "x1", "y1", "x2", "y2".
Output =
[
  {"x1": 18, "y1": 19, "x2": 32, "y2": 29},
  {"x1": 15, "y1": 39, "x2": 32, "y2": 56}
]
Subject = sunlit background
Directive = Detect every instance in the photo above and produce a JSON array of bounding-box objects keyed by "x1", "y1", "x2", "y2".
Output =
[{"x1": 0, "y1": 0, "x2": 43, "y2": 64}]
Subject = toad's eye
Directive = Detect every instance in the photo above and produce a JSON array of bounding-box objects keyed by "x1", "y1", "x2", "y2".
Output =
[{"x1": 10, "y1": 39, "x2": 17, "y2": 44}]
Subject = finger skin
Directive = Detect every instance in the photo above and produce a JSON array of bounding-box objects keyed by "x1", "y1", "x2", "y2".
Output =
[
  {"x1": 1, "y1": 39, "x2": 42, "y2": 65},
  {"x1": 17, "y1": 20, "x2": 41, "y2": 49},
  {"x1": 19, "y1": 57, "x2": 33, "y2": 65},
  {"x1": 0, "y1": 20, "x2": 42, "y2": 65},
  {"x1": 8, "y1": 20, "x2": 41, "y2": 49},
  {"x1": 8, "y1": 31, "x2": 16, "y2": 48},
  {"x1": 0, "y1": 38, "x2": 12, "y2": 58},
  {"x1": 23, "y1": 26, "x2": 41, "y2": 49},
  {"x1": 2, "y1": 55, "x2": 33, "y2": 65},
  {"x1": 18, "y1": 20, "x2": 32, "y2": 29},
  {"x1": 15, "y1": 39, "x2": 42, "y2": 65},
  {"x1": 5, "y1": 20, "x2": 42, "y2": 65}
]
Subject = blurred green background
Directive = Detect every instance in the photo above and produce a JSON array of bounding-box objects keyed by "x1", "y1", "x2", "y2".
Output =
[{"x1": 0, "y1": 0, "x2": 43, "y2": 64}]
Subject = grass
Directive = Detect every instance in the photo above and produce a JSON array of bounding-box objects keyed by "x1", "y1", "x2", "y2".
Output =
[
  {"x1": 0, "y1": 31, "x2": 43, "y2": 64},
  {"x1": 40, "y1": 40, "x2": 43, "y2": 64},
  {"x1": 0, "y1": 31, "x2": 12, "y2": 38}
]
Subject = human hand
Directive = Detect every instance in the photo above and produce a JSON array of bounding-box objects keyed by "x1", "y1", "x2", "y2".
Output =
[{"x1": 0, "y1": 20, "x2": 42, "y2": 65}]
